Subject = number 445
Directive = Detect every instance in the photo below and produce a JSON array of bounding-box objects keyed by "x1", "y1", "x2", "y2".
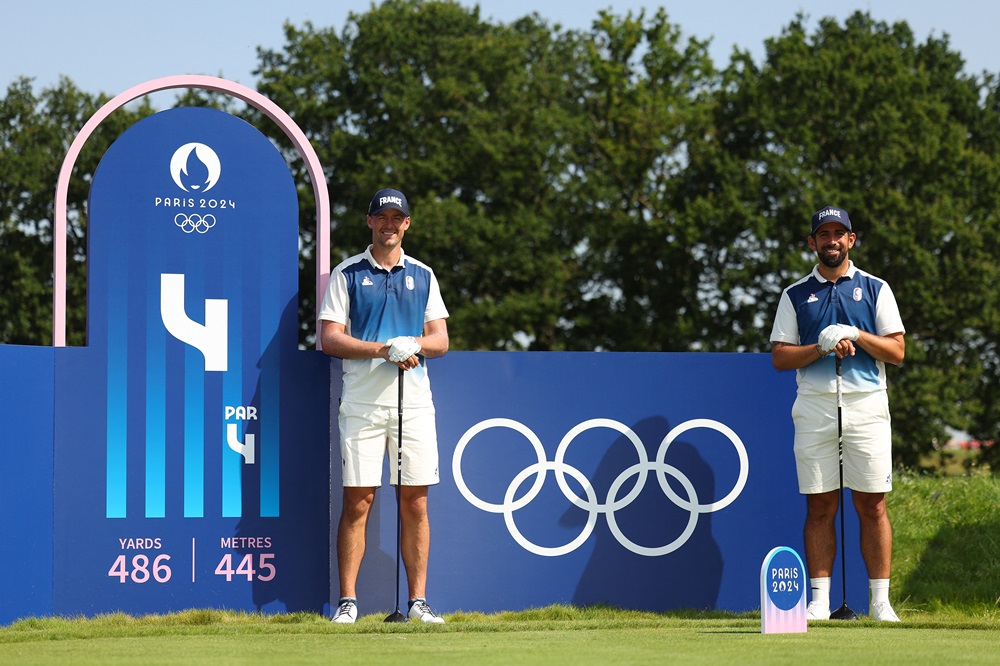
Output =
[{"x1": 215, "y1": 553, "x2": 276, "y2": 582}]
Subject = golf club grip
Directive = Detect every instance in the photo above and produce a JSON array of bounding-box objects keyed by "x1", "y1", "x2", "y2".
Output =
[
  {"x1": 398, "y1": 366, "x2": 404, "y2": 416},
  {"x1": 835, "y1": 355, "x2": 844, "y2": 410}
]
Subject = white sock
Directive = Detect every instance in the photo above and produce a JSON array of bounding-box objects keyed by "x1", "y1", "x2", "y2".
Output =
[
  {"x1": 870, "y1": 578, "x2": 890, "y2": 605},
  {"x1": 810, "y1": 577, "x2": 831, "y2": 608}
]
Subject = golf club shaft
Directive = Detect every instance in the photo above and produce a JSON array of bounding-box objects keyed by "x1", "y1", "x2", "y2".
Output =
[
  {"x1": 395, "y1": 366, "x2": 404, "y2": 613},
  {"x1": 835, "y1": 356, "x2": 847, "y2": 605}
]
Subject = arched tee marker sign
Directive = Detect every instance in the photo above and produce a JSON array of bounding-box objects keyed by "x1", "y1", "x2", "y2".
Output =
[{"x1": 761, "y1": 546, "x2": 807, "y2": 634}]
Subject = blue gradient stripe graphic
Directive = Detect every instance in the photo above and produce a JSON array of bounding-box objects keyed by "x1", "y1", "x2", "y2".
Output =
[
  {"x1": 145, "y1": 266, "x2": 166, "y2": 519},
  {"x1": 260, "y1": 241, "x2": 280, "y2": 518},
  {"x1": 184, "y1": 344, "x2": 205, "y2": 518},
  {"x1": 105, "y1": 260, "x2": 128, "y2": 519},
  {"x1": 222, "y1": 263, "x2": 243, "y2": 518},
  {"x1": 182, "y1": 266, "x2": 207, "y2": 519}
]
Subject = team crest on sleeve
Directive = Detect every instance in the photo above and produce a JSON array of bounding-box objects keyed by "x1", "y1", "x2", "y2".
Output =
[{"x1": 854, "y1": 287, "x2": 863, "y2": 302}]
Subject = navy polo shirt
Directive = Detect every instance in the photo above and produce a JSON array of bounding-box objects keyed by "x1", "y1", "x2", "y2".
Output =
[
  {"x1": 319, "y1": 246, "x2": 449, "y2": 407},
  {"x1": 771, "y1": 262, "x2": 904, "y2": 395}
]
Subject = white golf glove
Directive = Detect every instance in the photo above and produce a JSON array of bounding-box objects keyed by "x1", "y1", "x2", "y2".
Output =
[
  {"x1": 817, "y1": 324, "x2": 860, "y2": 353},
  {"x1": 386, "y1": 336, "x2": 421, "y2": 363}
]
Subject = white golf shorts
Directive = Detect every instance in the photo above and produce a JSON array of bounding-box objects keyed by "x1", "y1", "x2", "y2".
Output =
[
  {"x1": 338, "y1": 401, "x2": 440, "y2": 487},
  {"x1": 792, "y1": 390, "x2": 893, "y2": 494}
]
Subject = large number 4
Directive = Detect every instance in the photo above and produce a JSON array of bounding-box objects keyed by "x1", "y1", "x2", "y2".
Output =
[{"x1": 160, "y1": 273, "x2": 228, "y2": 372}]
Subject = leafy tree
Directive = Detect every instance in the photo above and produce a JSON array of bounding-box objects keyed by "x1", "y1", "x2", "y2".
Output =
[
  {"x1": 556, "y1": 9, "x2": 717, "y2": 351},
  {"x1": 4, "y1": 5, "x2": 999, "y2": 470},
  {"x1": 254, "y1": 1, "x2": 716, "y2": 352},
  {"x1": 695, "y1": 12, "x2": 1000, "y2": 467},
  {"x1": 0, "y1": 78, "x2": 153, "y2": 345},
  {"x1": 254, "y1": 1, "x2": 591, "y2": 349},
  {"x1": 252, "y1": 5, "x2": 1000, "y2": 465}
]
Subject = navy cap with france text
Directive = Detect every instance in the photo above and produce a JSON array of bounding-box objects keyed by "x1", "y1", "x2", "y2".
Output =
[
  {"x1": 810, "y1": 206, "x2": 852, "y2": 233},
  {"x1": 367, "y1": 188, "x2": 409, "y2": 217}
]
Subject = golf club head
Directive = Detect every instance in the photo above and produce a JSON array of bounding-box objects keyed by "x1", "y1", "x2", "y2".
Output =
[
  {"x1": 830, "y1": 602, "x2": 859, "y2": 620},
  {"x1": 384, "y1": 610, "x2": 408, "y2": 623}
]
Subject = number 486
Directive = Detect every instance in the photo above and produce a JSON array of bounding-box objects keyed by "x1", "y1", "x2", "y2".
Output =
[{"x1": 108, "y1": 554, "x2": 172, "y2": 583}]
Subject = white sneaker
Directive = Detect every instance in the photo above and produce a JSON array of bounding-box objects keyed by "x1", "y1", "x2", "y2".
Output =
[
  {"x1": 806, "y1": 601, "x2": 831, "y2": 620},
  {"x1": 407, "y1": 598, "x2": 445, "y2": 624},
  {"x1": 871, "y1": 601, "x2": 901, "y2": 622},
  {"x1": 332, "y1": 598, "x2": 358, "y2": 624}
]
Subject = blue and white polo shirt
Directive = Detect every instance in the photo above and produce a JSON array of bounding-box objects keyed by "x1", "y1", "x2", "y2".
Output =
[
  {"x1": 770, "y1": 261, "x2": 904, "y2": 395},
  {"x1": 319, "y1": 246, "x2": 449, "y2": 408}
]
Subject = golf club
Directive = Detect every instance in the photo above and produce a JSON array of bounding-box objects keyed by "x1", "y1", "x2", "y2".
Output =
[
  {"x1": 385, "y1": 366, "x2": 408, "y2": 623},
  {"x1": 829, "y1": 355, "x2": 859, "y2": 621}
]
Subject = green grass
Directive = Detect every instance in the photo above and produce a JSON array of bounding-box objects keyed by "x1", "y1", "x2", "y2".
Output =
[
  {"x1": 1, "y1": 607, "x2": 998, "y2": 665},
  {"x1": 3, "y1": 475, "x2": 1000, "y2": 664},
  {"x1": 889, "y1": 472, "x2": 1000, "y2": 613}
]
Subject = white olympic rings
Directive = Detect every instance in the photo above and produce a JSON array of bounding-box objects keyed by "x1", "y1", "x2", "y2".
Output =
[
  {"x1": 452, "y1": 417, "x2": 749, "y2": 557},
  {"x1": 174, "y1": 213, "x2": 217, "y2": 234}
]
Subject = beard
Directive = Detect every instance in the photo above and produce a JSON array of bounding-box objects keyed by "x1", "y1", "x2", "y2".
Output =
[{"x1": 818, "y1": 245, "x2": 847, "y2": 269}]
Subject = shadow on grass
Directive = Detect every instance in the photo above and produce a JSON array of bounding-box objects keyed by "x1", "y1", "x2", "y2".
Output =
[{"x1": 896, "y1": 521, "x2": 1000, "y2": 607}]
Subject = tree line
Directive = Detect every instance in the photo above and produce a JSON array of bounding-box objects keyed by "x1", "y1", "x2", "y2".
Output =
[{"x1": 2, "y1": 1, "x2": 998, "y2": 469}]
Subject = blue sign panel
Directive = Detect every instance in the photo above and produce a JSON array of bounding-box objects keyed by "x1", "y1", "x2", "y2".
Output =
[
  {"x1": 347, "y1": 352, "x2": 853, "y2": 614},
  {"x1": 52, "y1": 107, "x2": 331, "y2": 616},
  {"x1": 0, "y1": 346, "x2": 55, "y2": 624},
  {"x1": 4, "y1": 342, "x2": 868, "y2": 622}
]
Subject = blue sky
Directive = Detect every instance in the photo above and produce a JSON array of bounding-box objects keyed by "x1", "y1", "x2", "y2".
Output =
[{"x1": 3, "y1": 0, "x2": 999, "y2": 102}]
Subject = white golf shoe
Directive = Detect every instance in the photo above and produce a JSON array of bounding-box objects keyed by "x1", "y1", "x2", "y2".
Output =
[
  {"x1": 806, "y1": 601, "x2": 831, "y2": 620},
  {"x1": 870, "y1": 601, "x2": 901, "y2": 622},
  {"x1": 332, "y1": 598, "x2": 358, "y2": 623},
  {"x1": 408, "y1": 598, "x2": 445, "y2": 624}
]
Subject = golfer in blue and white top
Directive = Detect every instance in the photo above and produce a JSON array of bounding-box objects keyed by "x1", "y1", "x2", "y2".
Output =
[
  {"x1": 319, "y1": 188, "x2": 450, "y2": 625},
  {"x1": 770, "y1": 206, "x2": 905, "y2": 623}
]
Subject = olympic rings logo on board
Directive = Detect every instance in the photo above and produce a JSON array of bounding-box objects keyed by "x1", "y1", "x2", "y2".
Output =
[
  {"x1": 452, "y1": 418, "x2": 749, "y2": 557},
  {"x1": 174, "y1": 213, "x2": 217, "y2": 234}
]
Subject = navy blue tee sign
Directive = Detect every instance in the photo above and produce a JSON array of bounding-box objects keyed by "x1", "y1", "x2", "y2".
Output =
[{"x1": 52, "y1": 107, "x2": 331, "y2": 616}]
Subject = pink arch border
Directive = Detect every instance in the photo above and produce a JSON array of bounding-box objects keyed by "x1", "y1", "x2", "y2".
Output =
[{"x1": 53, "y1": 74, "x2": 331, "y2": 348}]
